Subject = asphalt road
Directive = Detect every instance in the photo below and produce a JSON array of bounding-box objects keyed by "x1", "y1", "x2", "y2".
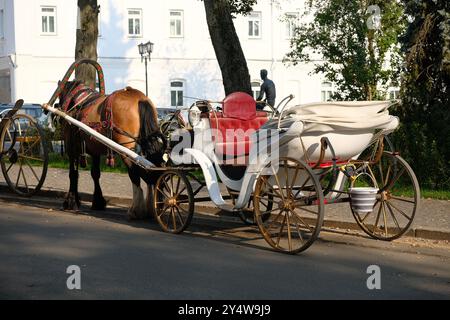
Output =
[{"x1": 0, "y1": 197, "x2": 449, "y2": 300}]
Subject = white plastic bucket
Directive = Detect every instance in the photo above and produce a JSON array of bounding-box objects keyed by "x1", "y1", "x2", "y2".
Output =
[{"x1": 349, "y1": 187, "x2": 379, "y2": 214}]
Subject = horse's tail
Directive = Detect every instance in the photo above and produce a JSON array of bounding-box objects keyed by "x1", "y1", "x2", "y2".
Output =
[{"x1": 138, "y1": 100, "x2": 167, "y2": 163}]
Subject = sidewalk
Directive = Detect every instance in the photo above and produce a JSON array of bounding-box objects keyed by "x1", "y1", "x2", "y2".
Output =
[{"x1": 1, "y1": 167, "x2": 449, "y2": 240}]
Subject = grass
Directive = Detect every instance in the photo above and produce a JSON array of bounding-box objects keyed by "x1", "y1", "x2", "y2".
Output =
[
  {"x1": 47, "y1": 153, "x2": 129, "y2": 174},
  {"x1": 422, "y1": 190, "x2": 450, "y2": 201},
  {"x1": 398, "y1": 187, "x2": 450, "y2": 201}
]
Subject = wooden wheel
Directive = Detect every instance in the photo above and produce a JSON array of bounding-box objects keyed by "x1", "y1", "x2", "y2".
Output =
[
  {"x1": 254, "y1": 157, "x2": 324, "y2": 254},
  {"x1": 351, "y1": 151, "x2": 420, "y2": 240},
  {"x1": 154, "y1": 170, "x2": 194, "y2": 234},
  {"x1": 0, "y1": 114, "x2": 48, "y2": 196}
]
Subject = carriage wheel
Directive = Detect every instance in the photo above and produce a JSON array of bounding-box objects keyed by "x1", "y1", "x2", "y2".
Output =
[
  {"x1": 154, "y1": 170, "x2": 194, "y2": 234},
  {"x1": 351, "y1": 151, "x2": 420, "y2": 240},
  {"x1": 254, "y1": 157, "x2": 324, "y2": 254},
  {"x1": 0, "y1": 114, "x2": 48, "y2": 197}
]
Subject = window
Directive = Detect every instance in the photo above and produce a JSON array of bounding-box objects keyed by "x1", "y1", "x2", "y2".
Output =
[
  {"x1": 171, "y1": 81, "x2": 184, "y2": 107},
  {"x1": 248, "y1": 12, "x2": 261, "y2": 38},
  {"x1": 251, "y1": 81, "x2": 261, "y2": 100},
  {"x1": 321, "y1": 81, "x2": 334, "y2": 101},
  {"x1": 127, "y1": 9, "x2": 142, "y2": 37},
  {"x1": 0, "y1": 9, "x2": 4, "y2": 39},
  {"x1": 285, "y1": 13, "x2": 298, "y2": 39},
  {"x1": 388, "y1": 88, "x2": 400, "y2": 100},
  {"x1": 41, "y1": 6, "x2": 56, "y2": 35},
  {"x1": 170, "y1": 10, "x2": 183, "y2": 37}
]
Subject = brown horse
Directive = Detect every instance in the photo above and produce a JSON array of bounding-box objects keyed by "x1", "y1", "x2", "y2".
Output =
[{"x1": 57, "y1": 81, "x2": 166, "y2": 219}]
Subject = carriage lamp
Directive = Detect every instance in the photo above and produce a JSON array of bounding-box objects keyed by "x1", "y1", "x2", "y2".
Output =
[
  {"x1": 188, "y1": 105, "x2": 202, "y2": 127},
  {"x1": 138, "y1": 41, "x2": 154, "y2": 97}
]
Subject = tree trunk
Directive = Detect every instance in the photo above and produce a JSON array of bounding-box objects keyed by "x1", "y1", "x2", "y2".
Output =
[
  {"x1": 204, "y1": 0, "x2": 252, "y2": 96},
  {"x1": 75, "y1": 0, "x2": 99, "y2": 88}
]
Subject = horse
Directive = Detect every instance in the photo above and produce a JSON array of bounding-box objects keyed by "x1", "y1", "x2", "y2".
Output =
[{"x1": 56, "y1": 80, "x2": 167, "y2": 219}]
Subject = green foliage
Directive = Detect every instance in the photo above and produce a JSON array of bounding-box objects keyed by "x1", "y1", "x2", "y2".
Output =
[
  {"x1": 285, "y1": 0, "x2": 405, "y2": 100},
  {"x1": 199, "y1": 0, "x2": 257, "y2": 17},
  {"x1": 229, "y1": 0, "x2": 257, "y2": 16},
  {"x1": 392, "y1": 0, "x2": 450, "y2": 189}
]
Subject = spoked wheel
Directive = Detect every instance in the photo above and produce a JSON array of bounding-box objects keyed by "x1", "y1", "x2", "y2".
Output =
[
  {"x1": 154, "y1": 170, "x2": 194, "y2": 234},
  {"x1": 228, "y1": 188, "x2": 272, "y2": 225},
  {"x1": 0, "y1": 114, "x2": 48, "y2": 196},
  {"x1": 254, "y1": 157, "x2": 324, "y2": 254},
  {"x1": 351, "y1": 151, "x2": 420, "y2": 240}
]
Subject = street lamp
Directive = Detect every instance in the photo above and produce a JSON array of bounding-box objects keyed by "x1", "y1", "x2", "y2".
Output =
[{"x1": 138, "y1": 41, "x2": 154, "y2": 96}]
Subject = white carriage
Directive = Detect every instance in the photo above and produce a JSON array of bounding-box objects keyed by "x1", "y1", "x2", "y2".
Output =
[{"x1": 154, "y1": 92, "x2": 420, "y2": 254}]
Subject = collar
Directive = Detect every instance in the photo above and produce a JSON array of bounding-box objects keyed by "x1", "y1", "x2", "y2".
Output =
[{"x1": 61, "y1": 84, "x2": 86, "y2": 111}]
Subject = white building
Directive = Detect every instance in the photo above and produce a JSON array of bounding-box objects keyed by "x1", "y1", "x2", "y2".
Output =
[{"x1": 0, "y1": 0, "x2": 332, "y2": 107}]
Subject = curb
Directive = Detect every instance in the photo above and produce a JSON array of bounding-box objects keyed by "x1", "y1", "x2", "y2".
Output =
[{"x1": 1, "y1": 184, "x2": 449, "y2": 242}]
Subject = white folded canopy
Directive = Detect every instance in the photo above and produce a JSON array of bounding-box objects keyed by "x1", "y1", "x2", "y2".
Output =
[{"x1": 285, "y1": 101, "x2": 399, "y2": 133}]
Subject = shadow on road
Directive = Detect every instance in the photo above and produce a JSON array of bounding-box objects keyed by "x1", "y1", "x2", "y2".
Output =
[{"x1": 0, "y1": 194, "x2": 449, "y2": 300}]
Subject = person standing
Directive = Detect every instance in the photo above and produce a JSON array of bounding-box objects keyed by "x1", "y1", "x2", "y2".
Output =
[{"x1": 256, "y1": 69, "x2": 276, "y2": 110}]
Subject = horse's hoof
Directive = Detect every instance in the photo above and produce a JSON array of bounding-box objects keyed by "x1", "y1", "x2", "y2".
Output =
[
  {"x1": 62, "y1": 202, "x2": 80, "y2": 212},
  {"x1": 131, "y1": 211, "x2": 149, "y2": 220},
  {"x1": 91, "y1": 197, "x2": 107, "y2": 211},
  {"x1": 91, "y1": 203, "x2": 106, "y2": 211},
  {"x1": 127, "y1": 213, "x2": 138, "y2": 221},
  {"x1": 63, "y1": 193, "x2": 81, "y2": 211},
  {"x1": 127, "y1": 207, "x2": 144, "y2": 220}
]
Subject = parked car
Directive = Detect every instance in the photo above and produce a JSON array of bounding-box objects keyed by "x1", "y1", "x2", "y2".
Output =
[
  {"x1": 0, "y1": 103, "x2": 43, "y2": 119},
  {"x1": 0, "y1": 103, "x2": 48, "y2": 126}
]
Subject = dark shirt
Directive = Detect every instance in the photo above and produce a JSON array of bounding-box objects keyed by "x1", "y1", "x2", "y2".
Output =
[{"x1": 257, "y1": 78, "x2": 276, "y2": 108}]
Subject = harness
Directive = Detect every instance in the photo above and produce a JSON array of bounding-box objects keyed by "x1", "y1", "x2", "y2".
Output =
[{"x1": 62, "y1": 83, "x2": 140, "y2": 166}]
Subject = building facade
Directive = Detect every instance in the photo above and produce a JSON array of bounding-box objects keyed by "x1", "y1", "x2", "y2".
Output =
[{"x1": 0, "y1": 0, "x2": 329, "y2": 107}]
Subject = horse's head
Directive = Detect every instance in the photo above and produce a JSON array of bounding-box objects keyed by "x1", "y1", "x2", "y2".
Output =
[{"x1": 142, "y1": 131, "x2": 168, "y2": 166}]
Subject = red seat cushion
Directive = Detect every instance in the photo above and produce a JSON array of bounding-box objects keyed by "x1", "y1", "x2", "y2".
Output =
[
  {"x1": 209, "y1": 92, "x2": 269, "y2": 158},
  {"x1": 223, "y1": 92, "x2": 257, "y2": 120},
  {"x1": 210, "y1": 112, "x2": 268, "y2": 157}
]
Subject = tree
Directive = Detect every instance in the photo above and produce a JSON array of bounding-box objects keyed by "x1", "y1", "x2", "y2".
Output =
[
  {"x1": 203, "y1": 0, "x2": 257, "y2": 96},
  {"x1": 392, "y1": 0, "x2": 450, "y2": 189},
  {"x1": 75, "y1": 0, "x2": 100, "y2": 88},
  {"x1": 228, "y1": 0, "x2": 258, "y2": 16},
  {"x1": 285, "y1": 0, "x2": 405, "y2": 101}
]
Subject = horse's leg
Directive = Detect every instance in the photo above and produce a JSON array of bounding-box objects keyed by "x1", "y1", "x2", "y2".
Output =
[
  {"x1": 63, "y1": 156, "x2": 81, "y2": 211},
  {"x1": 91, "y1": 155, "x2": 107, "y2": 210},
  {"x1": 127, "y1": 163, "x2": 148, "y2": 220}
]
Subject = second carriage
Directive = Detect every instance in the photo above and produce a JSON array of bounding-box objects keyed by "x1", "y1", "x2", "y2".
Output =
[{"x1": 0, "y1": 100, "x2": 48, "y2": 196}]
